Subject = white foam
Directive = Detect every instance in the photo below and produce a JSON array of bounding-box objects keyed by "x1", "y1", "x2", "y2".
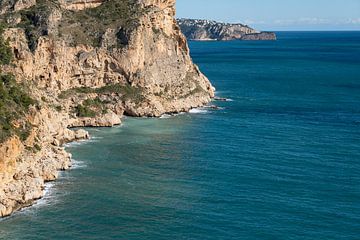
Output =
[
  {"x1": 63, "y1": 141, "x2": 85, "y2": 148},
  {"x1": 0, "y1": 178, "x2": 60, "y2": 222},
  {"x1": 64, "y1": 138, "x2": 95, "y2": 148},
  {"x1": 214, "y1": 97, "x2": 234, "y2": 102},
  {"x1": 204, "y1": 106, "x2": 225, "y2": 110},
  {"x1": 189, "y1": 108, "x2": 208, "y2": 114},
  {"x1": 160, "y1": 114, "x2": 172, "y2": 119},
  {"x1": 90, "y1": 136, "x2": 104, "y2": 139},
  {"x1": 36, "y1": 182, "x2": 56, "y2": 206},
  {"x1": 1, "y1": 139, "x2": 91, "y2": 220},
  {"x1": 71, "y1": 158, "x2": 87, "y2": 169},
  {"x1": 160, "y1": 112, "x2": 186, "y2": 119},
  {"x1": 16, "y1": 181, "x2": 57, "y2": 215}
]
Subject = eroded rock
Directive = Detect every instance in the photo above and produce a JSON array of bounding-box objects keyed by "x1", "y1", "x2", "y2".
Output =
[{"x1": 0, "y1": 0, "x2": 214, "y2": 217}]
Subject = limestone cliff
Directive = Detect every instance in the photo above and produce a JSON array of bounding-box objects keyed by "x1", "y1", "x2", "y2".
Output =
[
  {"x1": 177, "y1": 18, "x2": 276, "y2": 41},
  {"x1": 0, "y1": 0, "x2": 214, "y2": 217}
]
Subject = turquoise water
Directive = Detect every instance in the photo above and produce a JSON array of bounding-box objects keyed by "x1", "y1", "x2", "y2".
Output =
[{"x1": 1, "y1": 32, "x2": 360, "y2": 239}]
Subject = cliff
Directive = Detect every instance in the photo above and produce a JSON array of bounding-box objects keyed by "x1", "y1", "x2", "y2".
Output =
[
  {"x1": 177, "y1": 18, "x2": 276, "y2": 41},
  {"x1": 0, "y1": 0, "x2": 214, "y2": 217}
]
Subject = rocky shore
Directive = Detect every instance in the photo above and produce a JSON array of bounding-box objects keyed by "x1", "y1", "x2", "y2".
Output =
[
  {"x1": 177, "y1": 18, "x2": 276, "y2": 41},
  {"x1": 0, "y1": 0, "x2": 214, "y2": 217},
  {"x1": 241, "y1": 32, "x2": 277, "y2": 41}
]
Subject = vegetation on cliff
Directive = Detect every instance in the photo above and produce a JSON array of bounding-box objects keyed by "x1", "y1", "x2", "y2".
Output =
[
  {"x1": 59, "y1": 84, "x2": 143, "y2": 100},
  {"x1": 0, "y1": 23, "x2": 36, "y2": 143},
  {"x1": 15, "y1": 0, "x2": 57, "y2": 51},
  {"x1": 59, "y1": 0, "x2": 140, "y2": 47},
  {"x1": 0, "y1": 0, "x2": 214, "y2": 218},
  {"x1": 75, "y1": 97, "x2": 111, "y2": 117},
  {"x1": 0, "y1": 0, "x2": 142, "y2": 49},
  {"x1": 0, "y1": 25, "x2": 12, "y2": 64},
  {"x1": 59, "y1": 83, "x2": 144, "y2": 117}
]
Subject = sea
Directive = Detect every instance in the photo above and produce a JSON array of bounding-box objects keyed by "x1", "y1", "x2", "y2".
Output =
[{"x1": 0, "y1": 32, "x2": 360, "y2": 240}]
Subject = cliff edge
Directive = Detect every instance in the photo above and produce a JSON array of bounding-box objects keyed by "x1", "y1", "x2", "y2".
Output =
[
  {"x1": 0, "y1": 0, "x2": 214, "y2": 217},
  {"x1": 177, "y1": 18, "x2": 276, "y2": 41}
]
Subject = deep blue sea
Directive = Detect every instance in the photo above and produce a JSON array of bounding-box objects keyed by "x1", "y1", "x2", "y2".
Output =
[{"x1": 1, "y1": 32, "x2": 360, "y2": 239}]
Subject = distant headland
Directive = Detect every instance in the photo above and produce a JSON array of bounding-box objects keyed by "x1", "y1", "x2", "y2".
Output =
[{"x1": 177, "y1": 18, "x2": 276, "y2": 41}]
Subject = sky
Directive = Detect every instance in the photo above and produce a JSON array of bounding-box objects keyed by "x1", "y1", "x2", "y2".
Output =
[{"x1": 176, "y1": 0, "x2": 360, "y2": 31}]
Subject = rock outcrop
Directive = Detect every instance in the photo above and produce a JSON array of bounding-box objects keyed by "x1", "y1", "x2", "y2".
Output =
[
  {"x1": 69, "y1": 110, "x2": 122, "y2": 127},
  {"x1": 177, "y1": 18, "x2": 276, "y2": 41},
  {"x1": 60, "y1": 0, "x2": 105, "y2": 11},
  {"x1": 241, "y1": 32, "x2": 277, "y2": 41},
  {"x1": 0, "y1": 0, "x2": 214, "y2": 217}
]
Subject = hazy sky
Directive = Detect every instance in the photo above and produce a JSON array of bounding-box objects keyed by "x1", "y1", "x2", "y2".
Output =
[{"x1": 176, "y1": 0, "x2": 360, "y2": 31}]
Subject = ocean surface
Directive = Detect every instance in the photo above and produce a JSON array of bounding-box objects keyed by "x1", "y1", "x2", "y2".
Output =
[{"x1": 1, "y1": 32, "x2": 360, "y2": 239}]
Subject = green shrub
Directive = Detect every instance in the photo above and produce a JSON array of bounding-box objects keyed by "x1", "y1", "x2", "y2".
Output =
[
  {"x1": 58, "y1": 0, "x2": 141, "y2": 47},
  {"x1": 0, "y1": 22, "x2": 36, "y2": 143},
  {"x1": 15, "y1": 0, "x2": 58, "y2": 51},
  {"x1": 0, "y1": 74, "x2": 36, "y2": 143},
  {"x1": 55, "y1": 105, "x2": 62, "y2": 112},
  {"x1": 0, "y1": 17, "x2": 41, "y2": 143},
  {"x1": 96, "y1": 84, "x2": 144, "y2": 103},
  {"x1": 59, "y1": 84, "x2": 144, "y2": 103},
  {"x1": 74, "y1": 97, "x2": 106, "y2": 118},
  {"x1": 34, "y1": 144, "x2": 42, "y2": 152},
  {"x1": 75, "y1": 104, "x2": 96, "y2": 118},
  {"x1": 58, "y1": 87, "x2": 94, "y2": 99},
  {"x1": 0, "y1": 24, "x2": 12, "y2": 65}
]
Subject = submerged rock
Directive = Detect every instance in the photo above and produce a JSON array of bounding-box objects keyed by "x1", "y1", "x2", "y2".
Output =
[{"x1": 214, "y1": 97, "x2": 232, "y2": 102}]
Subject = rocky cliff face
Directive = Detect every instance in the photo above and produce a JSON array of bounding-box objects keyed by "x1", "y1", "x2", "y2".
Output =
[
  {"x1": 177, "y1": 18, "x2": 276, "y2": 41},
  {"x1": 0, "y1": 0, "x2": 214, "y2": 217}
]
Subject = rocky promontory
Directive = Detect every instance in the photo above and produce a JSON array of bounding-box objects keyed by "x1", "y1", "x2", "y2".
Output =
[
  {"x1": 0, "y1": 0, "x2": 214, "y2": 217},
  {"x1": 177, "y1": 18, "x2": 276, "y2": 41}
]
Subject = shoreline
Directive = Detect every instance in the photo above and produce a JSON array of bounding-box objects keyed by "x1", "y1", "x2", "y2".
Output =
[
  {"x1": 0, "y1": 0, "x2": 216, "y2": 219},
  {"x1": 0, "y1": 103, "x2": 219, "y2": 219}
]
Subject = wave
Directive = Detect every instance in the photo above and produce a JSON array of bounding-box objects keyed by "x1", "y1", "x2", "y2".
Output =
[
  {"x1": 7, "y1": 181, "x2": 58, "y2": 219},
  {"x1": 160, "y1": 112, "x2": 186, "y2": 119},
  {"x1": 64, "y1": 136, "x2": 102, "y2": 148},
  {"x1": 90, "y1": 136, "x2": 103, "y2": 139},
  {"x1": 214, "y1": 96, "x2": 234, "y2": 102},
  {"x1": 71, "y1": 158, "x2": 87, "y2": 169},
  {"x1": 64, "y1": 140, "x2": 88, "y2": 148},
  {"x1": 203, "y1": 105, "x2": 225, "y2": 110},
  {"x1": 189, "y1": 108, "x2": 208, "y2": 114},
  {"x1": 35, "y1": 182, "x2": 56, "y2": 207},
  {"x1": 160, "y1": 114, "x2": 172, "y2": 119}
]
